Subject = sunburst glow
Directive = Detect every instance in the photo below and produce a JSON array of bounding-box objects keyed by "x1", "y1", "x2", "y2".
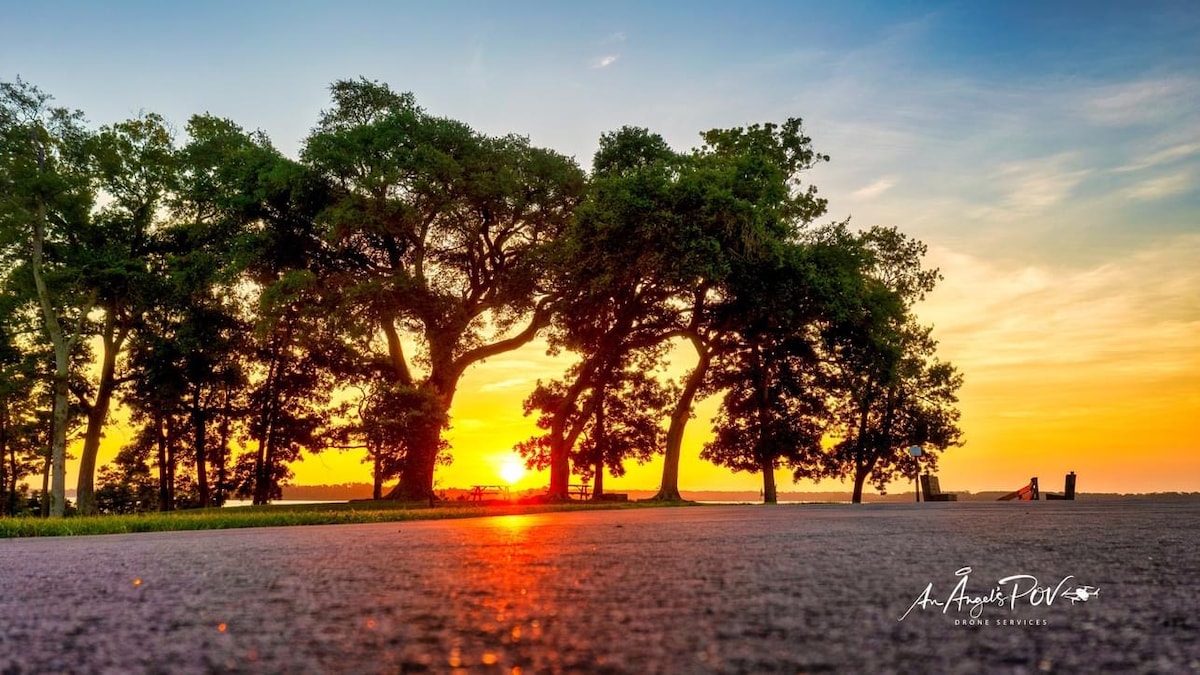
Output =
[{"x1": 500, "y1": 459, "x2": 526, "y2": 485}]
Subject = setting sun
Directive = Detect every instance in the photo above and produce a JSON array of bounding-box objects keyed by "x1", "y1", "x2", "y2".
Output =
[{"x1": 500, "y1": 459, "x2": 526, "y2": 485}]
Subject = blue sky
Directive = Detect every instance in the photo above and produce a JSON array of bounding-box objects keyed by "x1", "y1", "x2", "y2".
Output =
[
  {"x1": 6, "y1": 2, "x2": 1195, "y2": 260},
  {"x1": 4, "y1": 1, "x2": 1198, "y2": 491}
]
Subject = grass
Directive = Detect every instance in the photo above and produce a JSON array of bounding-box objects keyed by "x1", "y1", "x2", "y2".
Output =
[{"x1": 0, "y1": 499, "x2": 696, "y2": 538}]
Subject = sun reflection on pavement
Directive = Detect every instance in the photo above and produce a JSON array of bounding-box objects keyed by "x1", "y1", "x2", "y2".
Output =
[{"x1": 435, "y1": 513, "x2": 566, "y2": 670}]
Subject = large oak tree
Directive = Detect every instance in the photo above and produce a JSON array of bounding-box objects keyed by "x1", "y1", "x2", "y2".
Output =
[{"x1": 303, "y1": 79, "x2": 585, "y2": 500}]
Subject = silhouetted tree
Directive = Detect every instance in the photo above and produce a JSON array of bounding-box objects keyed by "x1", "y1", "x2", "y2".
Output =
[
  {"x1": 0, "y1": 288, "x2": 48, "y2": 515},
  {"x1": 95, "y1": 443, "x2": 158, "y2": 514},
  {"x1": 70, "y1": 113, "x2": 176, "y2": 515},
  {"x1": 303, "y1": 79, "x2": 584, "y2": 500},
  {"x1": 0, "y1": 79, "x2": 96, "y2": 517},
  {"x1": 518, "y1": 348, "x2": 675, "y2": 499},
  {"x1": 530, "y1": 127, "x2": 688, "y2": 499},
  {"x1": 814, "y1": 227, "x2": 963, "y2": 502},
  {"x1": 700, "y1": 234, "x2": 861, "y2": 503},
  {"x1": 653, "y1": 119, "x2": 829, "y2": 500}
]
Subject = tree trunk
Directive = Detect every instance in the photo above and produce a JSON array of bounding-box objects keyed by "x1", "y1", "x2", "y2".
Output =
[
  {"x1": 30, "y1": 150, "x2": 68, "y2": 518},
  {"x1": 40, "y1": 452, "x2": 51, "y2": 518},
  {"x1": 191, "y1": 388, "x2": 209, "y2": 507},
  {"x1": 851, "y1": 467, "x2": 868, "y2": 504},
  {"x1": 6, "y1": 438, "x2": 18, "y2": 517},
  {"x1": 592, "y1": 458, "x2": 604, "y2": 500},
  {"x1": 390, "y1": 420, "x2": 440, "y2": 501},
  {"x1": 167, "y1": 435, "x2": 176, "y2": 510},
  {"x1": 386, "y1": 338, "x2": 456, "y2": 502},
  {"x1": 49, "y1": 369, "x2": 69, "y2": 517},
  {"x1": 761, "y1": 457, "x2": 777, "y2": 505},
  {"x1": 75, "y1": 313, "x2": 128, "y2": 515},
  {"x1": 388, "y1": 310, "x2": 547, "y2": 501},
  {"x1": 372, "y1": 452, "x2": 383, "y2": 500},
  {"x1": 253, "y1": 431, "x2": 272, "y2": 505},
  {"x1": 0, "y1": 410, "x2": 8, "y2": 515},
  {"x1": 156, "y1": 413, "x2": 171, "y2": 511},
  {"x1": 389, "y1": 357, "x2": 457, "y2": 502},
  {"x1": 215, "y1": 391, "x2": 231, "y2": 506},
  {"x1": 849, "y1": 387, "x2": 874, "y2": 504},
  {"x1": 652, "y1": 336, "x2": 711, "y2": 501},
  {"x1": 545, "y1": 357, "x2": 603, "y2": 501},
  {"x1": 8, "y1": 445, "x2": 17, "y2": 516}
]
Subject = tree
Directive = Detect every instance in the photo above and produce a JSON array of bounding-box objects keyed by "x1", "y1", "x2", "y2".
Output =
[
  {"x1": 815, "y1": 227, "x2": 964, "y2": 502},
  {"x1": 518, "y1": 348, "x2": 675, "y2": 499},
  {"x1": 116, "y1": 113, "x2": 266, "y2": 509},
  {"x1": 0, "y1": 287, "x2": 48, "y2": 515},
  {"x1": 333, "y1": 383, "x2": 448, "y2": 500},
  {"x1": 95, "y1": 443, "x2": 158, "y2": 514},
  {"x1": 533, "y1": 120, "x2": 829, "y2": 501},
  {"x1": 302, "y1": 79, "x2": 584, "y2": 500},
  {"x1": 72, "y1": 113, "x2": 176, "y2": 515},
  {"x1": 530, "y1": 127, "x2": 687, "y2": 499},
  {"x1": 699, "y1": 235, "x2": 856, "y2": 503},
  {"x1": 123, "y1": 330, "x2": 186, "y2": 510},
  {"x1": 0, "y1": 78, "x2": 96, "y2": 517},
  {"x1": 654, "y1": 119, "x2": 829, "y2": 500}
]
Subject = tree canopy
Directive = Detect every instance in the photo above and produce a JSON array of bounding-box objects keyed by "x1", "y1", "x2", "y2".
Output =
[{"x1": 0, "y1": 76, "x2": 962, "y2": 515}]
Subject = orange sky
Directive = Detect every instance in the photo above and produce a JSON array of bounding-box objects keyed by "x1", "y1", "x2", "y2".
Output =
[
  {"x1": 292, "y1": 242, "x2": 1200, "y2": 497},
  {"x1": 13, "y1": 0, "x2": 1199, "y2": 499},
  {"x1": 71, "y1": 230, "x2": 1200, "y2": 498}
]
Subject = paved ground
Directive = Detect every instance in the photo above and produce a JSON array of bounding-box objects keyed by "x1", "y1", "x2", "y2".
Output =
[{"x1": 1, "y1": 500, "x2": 1197, "y2": 673}]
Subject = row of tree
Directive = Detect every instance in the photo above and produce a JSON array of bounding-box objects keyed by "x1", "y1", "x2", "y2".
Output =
[{"x1": 0, "y1": 77, "x2": 962, "y2": 517}]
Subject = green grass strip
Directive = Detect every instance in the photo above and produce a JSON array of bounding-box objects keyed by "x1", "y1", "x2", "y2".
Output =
[{"x1": 0, "y1": 499, "x2": 697, "y2": 538}]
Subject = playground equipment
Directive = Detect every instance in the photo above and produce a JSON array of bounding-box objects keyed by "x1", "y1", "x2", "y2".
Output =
[
  {"x1": 998, "y1": 477, "x2": 1040, "y2": 501},
  {"x1": 997, "y1": 473, "x2": 1078, "y2": 501}
]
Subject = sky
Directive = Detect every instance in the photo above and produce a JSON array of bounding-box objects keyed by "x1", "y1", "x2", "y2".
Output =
[{"x1": 4, "y1": 1, "x2": 1197, "y2": 495}]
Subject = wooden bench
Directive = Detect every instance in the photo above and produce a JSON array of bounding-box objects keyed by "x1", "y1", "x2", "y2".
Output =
[
  {"x1": 593, "y1": 493, "x2": 628, "y2": 502},
  {"x1": 920, "y1": 474, "x2": 958, "y2": 502},
  {"x1": 1045, "y1": 472, "x2": 1076, "y2": 500}
]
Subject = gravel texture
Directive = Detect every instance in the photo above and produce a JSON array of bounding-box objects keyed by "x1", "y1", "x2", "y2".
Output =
[{"x1": 1, "y1": 500, "x2": 1197, "y2": 673}]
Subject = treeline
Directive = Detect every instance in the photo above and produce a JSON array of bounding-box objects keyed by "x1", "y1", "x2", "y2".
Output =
[{"x1": 0, "y1": 77, "x2": 962, "y2": 517}]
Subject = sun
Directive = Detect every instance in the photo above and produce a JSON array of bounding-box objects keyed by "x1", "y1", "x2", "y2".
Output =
[{"x1": 499, "y1": 458, "x2": 526, "y2": 485}]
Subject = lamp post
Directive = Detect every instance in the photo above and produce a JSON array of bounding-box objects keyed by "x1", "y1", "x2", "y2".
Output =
[{"x1": 908, "y1": 446, "x2": 923, "y2": 502}]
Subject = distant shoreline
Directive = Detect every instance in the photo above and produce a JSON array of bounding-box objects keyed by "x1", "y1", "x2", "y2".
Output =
[{"x1": 277, "y1": 483, "x2": 1200, "y2": 503}]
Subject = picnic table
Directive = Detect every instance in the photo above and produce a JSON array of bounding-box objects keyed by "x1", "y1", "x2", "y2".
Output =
[
  {"x1": 569, "y1": 483, "x2": 591, "y2": 500},
  {"x1": 467, "y1": 485, "x2": 511, "y2": 501}
]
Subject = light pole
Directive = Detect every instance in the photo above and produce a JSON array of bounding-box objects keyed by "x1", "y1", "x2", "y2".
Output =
[{"x1": 908, "y1": 446, "x2": 923, "y2": 502}]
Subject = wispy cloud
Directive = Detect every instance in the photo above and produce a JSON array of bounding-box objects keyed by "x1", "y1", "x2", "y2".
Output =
[
  {"x1": 921, "y1": 235, "x2": 1200, "y2": 379},
  {"x1": 592, "y1": 54, "x2": 619, "y2": 69},
  {"x1": 1114, "y1": 141, "x2": 1200, "y2": 173},
  {"x1": 851, "y1": 176, "x2": 897, "y2": 199},
  {"x1": 478, "y1": 377, "x2": 529, "y2": 393},
  {"x1": 1085, "y1": 77, "x2": 1199, "y2": 127},
  {"x1": 996, "y1": 154, "x2": 1091, "y2": 213},
  {"x1": 1123, "y1": 169, "x2": 1193, "y2": 201}
]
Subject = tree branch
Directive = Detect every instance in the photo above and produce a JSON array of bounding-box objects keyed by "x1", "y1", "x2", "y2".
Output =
[{"x1": 449, "y1": 300, "x2": 551, "y2": 382}]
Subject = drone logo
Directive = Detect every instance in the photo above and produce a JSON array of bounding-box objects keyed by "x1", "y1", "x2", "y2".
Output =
[{"x1": 1061, "y1": 586, "x2": 1099, "y2": 604}]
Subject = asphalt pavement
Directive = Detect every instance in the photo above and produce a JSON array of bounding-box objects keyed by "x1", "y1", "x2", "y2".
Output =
[{"x1": 1, "y1": 500, "x2": 1197, "y2": 673}]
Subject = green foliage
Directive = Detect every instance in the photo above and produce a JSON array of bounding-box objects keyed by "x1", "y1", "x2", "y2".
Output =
[
  {"x1": 302, "y1": 78, "x2": 586, "y2": 499},
  {"x1": 95, "y1": 445, "x2": 158, "y2": 514},
  {"x1": 811, "y1": 227, "x2": 964, "y2": 501},
  {"x1": 518, "y1": 349, "x2": 676, "y2": 488},
  {"x1": 2, "y1": 75, "x2": 964, "y2": 511}
]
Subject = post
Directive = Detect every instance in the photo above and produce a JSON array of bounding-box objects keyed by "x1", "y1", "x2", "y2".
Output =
[{"x1": 908, "y1": 446, "x2": 923, "y2": 503}]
